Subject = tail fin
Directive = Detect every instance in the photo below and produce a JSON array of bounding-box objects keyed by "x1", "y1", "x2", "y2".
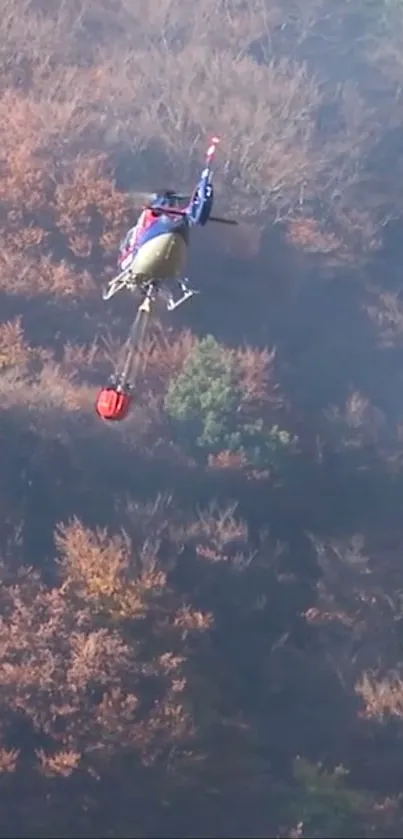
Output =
[{"x1": 143, "y1": 136, "x2": 237, "y2": 226}]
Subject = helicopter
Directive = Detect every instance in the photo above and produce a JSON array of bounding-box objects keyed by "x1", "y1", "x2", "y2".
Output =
[
  {"x1": 95, "y1": 135, "x2": 238, "y2": 423},
  {"x1": 101, "y1": 135, "x2": 237, "y2": 312}
]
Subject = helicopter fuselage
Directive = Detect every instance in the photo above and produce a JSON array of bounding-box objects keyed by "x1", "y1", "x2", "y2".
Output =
[{"x1": 124, "y1": 214, "x2": 189, "y2": 285}]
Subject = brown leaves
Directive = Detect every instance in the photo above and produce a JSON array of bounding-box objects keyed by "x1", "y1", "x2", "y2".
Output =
[
  {"x1": 325, "y1": 391, "x2": 386, "y2": 451},
  {"x1": 140, "y1": 329, "x2": 199, "y2": 395},
  {"x1": 37, "y1": 749, "x2": 81, "y2": 778},
  {"x1": 236, "y1": 345, "x2": 278, "y2": 411},
  {"x1": 0, "y1": 581, "x2": 84, "y2": 740},
  {"x1": 188, "y1": 502, "x2": 249, "y2": 563},
  {"x1": 0, "y1": 561, "x2": 144, "y2": 762},
  {"x1": 57, "y1": 519, "x2": 131, "y2": 595},
  {"x1": 208, "y1": 450, "x2": 247, "y2": 470},
  {"x1": 0, "y1": 318, "x2": 33, "y2": 372},
  {"x1": 0, "y1": 319, "x2": 88, "y2": 414},
  {"x1": 356, "y1": 674, "x2": 403, "y2": 721},
  {"x1": 68, "y1": 233, "x2": 93, "y2": 259},
  {"x1": 0, "y1": 92, "x2": 43, "y2": 150},
  {"x1": 366, "y1": 288, "x2": 403, "y2": 349},
  {"x1": 0, "y1": 247, "x2": 90, "y2": 298},
  {"x1": 0, "y1": 506, "x2": 227, "y2": 780},
  {"x1": 0, "y1": 91, "x2": 130, "y2": 300},
  {"x1": 55, "y1": 154, "x2": 131, "y2": 249},
  {"x1": 57, "y1": 519, "x2": 174, "y2": 623},
  {"x1": 173, "y1": 606, "x2": 214, "y2": 639},
  {"x1": 56, "y1": 519, "x2": 142, "y2": 613},
  {"x1": 0, "y1": 95, "x2": 55, "y2": 212},
  {"x1": 287, "y1": 217, "x2": 342, "y2": 254},
  {"x1": 0, "y1": 748, "x2": 19, "y2": 774},
  {"x1": 158, "y1": 652, "x2": 186, "y2": 675},
  {"x1": 68, "y1": 630, "x2": 132, "y2": 691}
]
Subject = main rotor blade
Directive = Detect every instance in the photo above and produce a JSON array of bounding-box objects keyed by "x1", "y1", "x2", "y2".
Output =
[
  {"x1": 126, "y1": 191, "x2": 190, "y2": 208},
  {"x1": 209, "y1": 215, "x2": 238, "y2": 225},
  {"x1": 145, "y1": 206, "x2": 188, "y2": 215},
  {"x1": 126, "y1": 190, "x2": 157, "y2": 207},
  {"x1": 145, "y1": 206, "x2": 238, "y2": 225}
]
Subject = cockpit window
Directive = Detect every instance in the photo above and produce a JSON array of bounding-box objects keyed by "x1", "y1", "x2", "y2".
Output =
[{"x1": 151, "y1": 191, "x2": 181, "y2": 210}]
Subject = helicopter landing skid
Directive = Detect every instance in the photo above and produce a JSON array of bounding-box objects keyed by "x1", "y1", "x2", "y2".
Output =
[
  {"x1": 102, "y1": 269, "x2": 137, "y2": 301},
  {"x1": 167, "y1": 289, "x2": 195, "y2": 311},
  {"x1": 103, "y1": 272, "x2": 199, "y2": 312},
  {"x1": 165, "y1": 279, "x2": 199, "y2": 312}
]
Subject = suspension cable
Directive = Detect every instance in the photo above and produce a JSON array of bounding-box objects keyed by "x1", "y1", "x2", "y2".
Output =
[{"x1": 115, "y1": 300, "x2": 152, "y2": 390}]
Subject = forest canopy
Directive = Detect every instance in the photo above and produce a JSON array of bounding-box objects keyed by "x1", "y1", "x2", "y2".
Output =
[{"x1": 2, "y1": 0, "x2": 403, "y2": 837}]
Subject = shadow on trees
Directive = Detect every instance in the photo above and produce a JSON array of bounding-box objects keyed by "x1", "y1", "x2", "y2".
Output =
[{"x1": 2, "y1": 393, "x2": 403, "y2": 589}]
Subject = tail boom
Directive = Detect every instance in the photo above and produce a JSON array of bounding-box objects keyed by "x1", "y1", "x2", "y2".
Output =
[{"x1": 143, "y1": 136, "x2": 237, "y2": 227}]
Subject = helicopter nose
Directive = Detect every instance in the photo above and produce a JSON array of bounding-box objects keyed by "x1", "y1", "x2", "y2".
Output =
[{"x1": 132, "y1": 230, "x2": 188, "y2": 279}]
